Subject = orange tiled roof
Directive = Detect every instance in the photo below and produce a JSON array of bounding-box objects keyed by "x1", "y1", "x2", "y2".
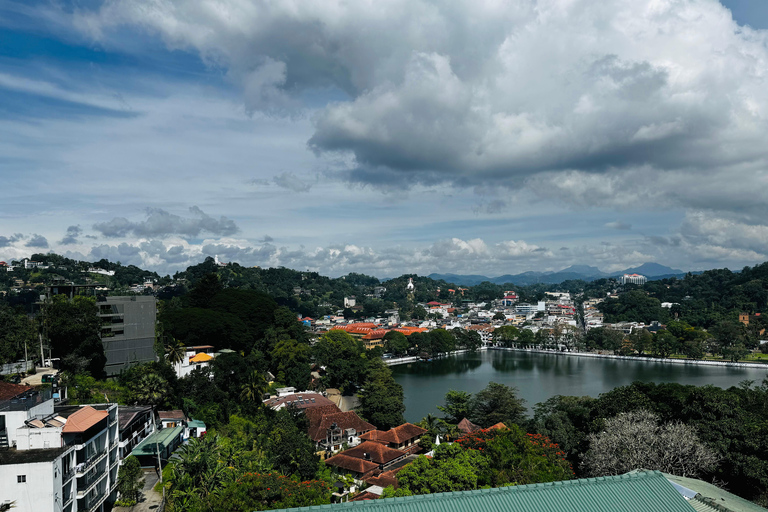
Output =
[
  {"x1": 62, "y1": 406, "x2": 108, "y2": 433},
  {"x1": 362, "y1": 329, "x2": 387, "y2": 340},
  {"x1": 488, "y1": 422, "x2": 508, "y2": 430},
  {"x1": 359, "y1": 430, "x2": 389, "y2": 444}
]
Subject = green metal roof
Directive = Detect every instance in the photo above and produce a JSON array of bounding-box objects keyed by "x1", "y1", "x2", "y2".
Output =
[
  {"x1": 663, "y1": 473, "x2": 767, "y2": 512},
  {"x1": 188, "y1": 419, "x2": 206, "y2": 429},
  {"x1": 131, "y1": 426, "x2": 184, "y2": 456},
  {"x1": 268, "y1": 471, "x2": 696, "y2": 512}
]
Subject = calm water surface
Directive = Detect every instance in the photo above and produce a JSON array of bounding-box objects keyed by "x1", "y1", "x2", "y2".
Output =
[{"x1": 391, "y1": 350, "x2": 768, "y2": 423}]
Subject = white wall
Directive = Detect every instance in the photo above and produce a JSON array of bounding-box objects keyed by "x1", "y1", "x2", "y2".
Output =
[{"x1": 0, "y1": 459, "x2": 61, "y2": 512}]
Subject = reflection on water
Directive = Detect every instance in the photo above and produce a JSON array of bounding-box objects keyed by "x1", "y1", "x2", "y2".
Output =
[{"x1": 391, "y1": 350, "x2": 768, "y2": 423}]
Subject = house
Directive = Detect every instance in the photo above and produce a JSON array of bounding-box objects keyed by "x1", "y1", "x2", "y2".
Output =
[
  {"x1": 362, "y1": 330, "x2": 387, "y2": 350},
  {"x1": 305, "y1": 406, "x2": 376, "y2": 453},
  {"x1": 173, "y1": 345, "x2": 216, "y2": 378},
  {"x1": 158, "y1": 410, "x2": 185, "y2": 429},
  {"x1": 324, "y1": 441, "x2": 407, "y2": 477},
  {"x1": 358, "y1": 423, "x2": 427, "y2": 451}
]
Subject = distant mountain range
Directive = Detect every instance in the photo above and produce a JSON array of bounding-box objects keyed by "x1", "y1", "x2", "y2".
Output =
[{"x1": 428, "y1": 262, "x2": 688, "y2": 286}]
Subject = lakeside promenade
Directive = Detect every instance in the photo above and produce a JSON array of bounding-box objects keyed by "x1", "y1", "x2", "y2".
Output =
[{"x1": 386, "y1": 346, "x2": 768, "y2": 370}]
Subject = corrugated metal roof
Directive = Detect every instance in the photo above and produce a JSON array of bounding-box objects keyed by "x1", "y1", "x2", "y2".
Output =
[
  {"x1": 268, "y1": 471, "x2": 696, "y2": 512},
  {"x1": 663, "y1": 473, "x2": 767, "y2": 512},
  {"x1": 131, "y1": 426, "x2": 183, "y2": 456}
]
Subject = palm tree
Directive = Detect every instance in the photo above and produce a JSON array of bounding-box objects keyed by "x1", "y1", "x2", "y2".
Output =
[
  {"x1": 133, "y1": 373, "x2": 169, "y2": 408},
  {"x1": 240, "y1": 371, "x2": 268, "y2": 403},
  {"x1": 165, "y1": 338, "x2": 186, "y2": 377}
]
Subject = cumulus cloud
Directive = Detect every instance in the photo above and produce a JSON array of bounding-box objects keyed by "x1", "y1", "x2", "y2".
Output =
[
  {"x1": 25, "y1": 234, "x2": 49, "y2": 248},
  {"x1": 93, "y1": 206, "x2": 239, "y2": 239},
  {"x1": 0, "y1": 234, "x2": 23, "y2": 248},
  {"x1": 70, "y1": 0, "x2": 768, "y2": 198},
  {"x1": 59, "y1": 225, "x2": 82, "y2": 245}
]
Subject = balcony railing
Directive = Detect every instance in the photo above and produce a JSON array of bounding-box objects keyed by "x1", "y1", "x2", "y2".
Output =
[
  {"x1": 75, "y1": 450, "x2": 107, "y2": 476},
  {"x1": 77, "y1": 470, "x2": 105, "y2": 493}
]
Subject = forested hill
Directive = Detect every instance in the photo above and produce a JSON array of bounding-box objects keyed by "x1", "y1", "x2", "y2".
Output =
[{"x1": 591, "y1": 262, "x2": 768, "y2": 330}]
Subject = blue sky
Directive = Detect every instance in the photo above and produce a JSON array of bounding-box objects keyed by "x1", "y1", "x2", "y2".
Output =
[{"x1": 1, "y1": 0, "x2": 768, "y2": 277}]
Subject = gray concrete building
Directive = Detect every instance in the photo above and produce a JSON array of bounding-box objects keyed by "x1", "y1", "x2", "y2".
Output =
[{"x1": 98, "y1": 296, "x2": 157, "y2": 376}]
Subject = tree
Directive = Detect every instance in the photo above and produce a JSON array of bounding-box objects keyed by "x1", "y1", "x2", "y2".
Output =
[
  {"x1": 240, "y1": 370, "x2": 268, "y2": 404},
  {"x1": 0, "y1": 305, "x2": 35, "y2": 366},
  {"x1": 130, "y1": 372, "x2": 169, "y2": 408},
  {"x1": 437, "y1": 390, "x2": 473, "y2": 424},
  {"x1": 165, "y1": 338, "x2": 186, "y2": 377},
  {"x1": 383, "y1": 331, "x2": 409, "y2": 356},
  {"x1": 358, "y1": 362, "x2": 405, "y2": 430},
  {"x1": 651, "y1": 330, "x2": 679, "y2": 358},
  {"x1": 270, "y1": 338, "x2": 311, "y2": 390},
  {"x1": 311, "y1": 330, "x2": 367, "y2": 393},
  {"x1": 43, "y1": 295, "x2": 105, "y2": 378},
  {"x1": 493, "y1": 312, "x2": 505, "y2": 321},
  {"x1": 581, "y1": 410, "x2": 718, "y2": 478},
  {"x1": 188, "y1": 272, "x2": 223, "y2": 308},
  {"x1": 469, "y1": 382, "x2": 527, "y2": 428},
  {"x1": 116, "y1": 455, "x2": 144, "y2": 505}
]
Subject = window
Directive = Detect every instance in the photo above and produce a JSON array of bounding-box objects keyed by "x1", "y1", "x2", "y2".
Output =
[{"x1": 17, "y1": 475, "x2": 26, "y2": 483}]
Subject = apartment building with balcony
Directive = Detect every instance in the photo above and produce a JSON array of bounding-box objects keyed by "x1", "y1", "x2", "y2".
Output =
[{"x1": 0, "y1": 385, "x2": 119, "y2": 512}]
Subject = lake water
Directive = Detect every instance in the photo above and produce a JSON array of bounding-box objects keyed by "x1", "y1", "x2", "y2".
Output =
[{"x1": 390, "y1": 349, "x2": 768, "y2": 423}]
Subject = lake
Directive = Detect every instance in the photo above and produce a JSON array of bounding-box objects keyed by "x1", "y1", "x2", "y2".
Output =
[{"x1": 390, "y1": 349, "x2": 768, "y2": 423}]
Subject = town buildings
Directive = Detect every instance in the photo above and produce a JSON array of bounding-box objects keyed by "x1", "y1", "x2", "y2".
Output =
[{"x1": 1, "y1": 382, "x2": 119, "y2": 512}]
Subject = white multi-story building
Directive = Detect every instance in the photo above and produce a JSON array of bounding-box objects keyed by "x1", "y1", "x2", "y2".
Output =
[
  {"x1": 620, "y1": 273, "x2": 647, "y2": 285},
  {"x1": 1, "y1": 382, "x2": 119, "y2": 512}
]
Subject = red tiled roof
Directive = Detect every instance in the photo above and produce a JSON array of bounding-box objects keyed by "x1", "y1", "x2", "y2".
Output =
[
  {"x1": 350, "y1": 491, "x2": 379, "y2": 502},
  {"x1": 358, "y1": 430, "x2": 389, "y2": 444},
  {"x1": 457, "y1": 418, "x2": 481, "y2": 434},
  {"x1": 364, "y1": 467, "x2": 404, "y2": 489},
  {"x1": 324, "y1": 453, "x2": 379, "y2": 474},
  {"x1": 62, "y1": 406, "x2": 108, "y2": 433},
  {"x1": 158, "y1": 410, "x2": 186, "y2": 420},
  {"x1": 341, "y1": 441, "x2": 405, "y2": 465},
  {"x1": 307, "y1": 411, "x2": 376, "y2": 442},
  {"x1": 377, "y1": 423, "x2": 427, "y2": 444},
  {"x1": 0, "y1": 382, "x2": 32, "y2": 401}
]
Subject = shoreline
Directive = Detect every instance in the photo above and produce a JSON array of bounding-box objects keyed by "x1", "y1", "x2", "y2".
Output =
[{"x1": 386, "y1": 346, "x2": 768, "y2": 370}]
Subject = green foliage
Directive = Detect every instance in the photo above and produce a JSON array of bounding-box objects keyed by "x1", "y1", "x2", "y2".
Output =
[
  {"x1": 43, "y1": 295, "x2": 105, "y2": 378},
  {"x1": 598, "y1": 290, "x2": 669, "y2": 324},
  {"x1": 358, "y1": 361, "x2": 405, "y2": 430},
  {"x1": 395, "y1": 426, "x2": 573, "y2": 495},
  {"x1": 117, "y1": 456, "x2": 144, "y2": 504},
  {"x1": 468, "y1": 382, "x2": 527, "y2": 428},
  {"x1": 0, "y1": 304, "x2": 36, "y2": 366},
  {"x1": 312, "y1": 330, "x2": 367, "y2": 393},
  {"x1": 211, "y1": 472, "x2": 331, "y2": 511},
  {"x1": 383, "y1": 331, "x2": 409, "y2": 356},
  {"x1": 437, "y1": 390, "x2": 472, "y2": 424}
]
